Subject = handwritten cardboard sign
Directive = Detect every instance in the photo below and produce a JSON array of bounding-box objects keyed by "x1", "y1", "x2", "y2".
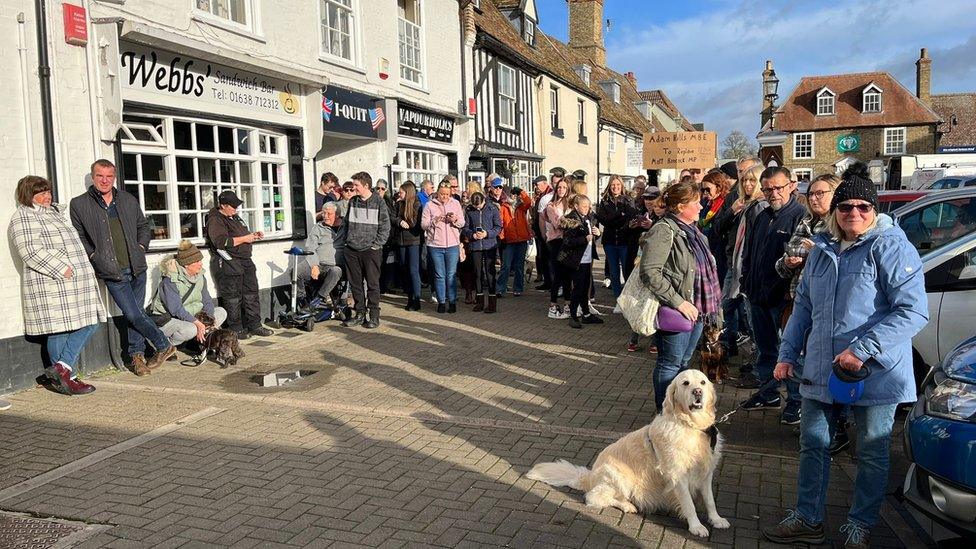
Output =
[{"x1": 643, "y1": 131, "x2": 716, "y2": 171}]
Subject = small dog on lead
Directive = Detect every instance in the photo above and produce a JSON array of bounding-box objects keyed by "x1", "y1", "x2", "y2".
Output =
[
  {"x1": 698, "y1": 324, "x2": 728, "y2": 384},
  {"x1": 194, "y1": 311, "x2": 245, "y2": 368},
  {"x1": 526, "y1": 370, "x2": 729, "y2": 538}
]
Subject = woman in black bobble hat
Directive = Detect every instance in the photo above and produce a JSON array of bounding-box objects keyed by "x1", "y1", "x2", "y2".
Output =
[{"x1": 830, "y1": 162, "x2": 878, "y2": 212}]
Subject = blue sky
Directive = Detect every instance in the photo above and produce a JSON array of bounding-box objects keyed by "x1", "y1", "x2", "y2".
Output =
[{"x1": 537, "y1": 0, "x2": 976, "y2": 144}]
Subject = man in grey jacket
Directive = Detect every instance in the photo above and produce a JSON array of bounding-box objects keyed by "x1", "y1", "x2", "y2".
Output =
[
  {"x1": 298, "y1": 202, "x2": 346, "y2": 308},
  {"x1": 70, "y1": 159, "x2": 175, "y2": 376},
  {"x1": 341, "y1": 171, "x2": 390, "y2": 329}
]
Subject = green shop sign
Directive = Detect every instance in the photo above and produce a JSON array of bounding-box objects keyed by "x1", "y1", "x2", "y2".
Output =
[{"x1": 837, "y1": 134, "x2": 861, "y2": 153}]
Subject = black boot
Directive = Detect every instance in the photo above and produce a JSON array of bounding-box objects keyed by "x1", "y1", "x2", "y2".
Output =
[
  {"x1": 473, "y1": 294, "x2": 485, "y2": 312},
  {"x1": 411, "y1": 297, "x2": 422, "y2": 311},
  {"x1": 342, "y1": 312, "x2": 366, "y2": 327},
  {"x1": 364, "y1": 312, "x2": 380, "y2": 329},
  {"x1": 485, "y1": 295, "x2": 497, "y2": 314},
  {"x1": 448, "y1": 302, "x2": 457, "y2": 313}
]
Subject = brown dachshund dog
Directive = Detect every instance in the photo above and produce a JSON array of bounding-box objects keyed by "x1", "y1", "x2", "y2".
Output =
[{"x1": 698, "y1": 324, "x2": 727, "y2": 384}]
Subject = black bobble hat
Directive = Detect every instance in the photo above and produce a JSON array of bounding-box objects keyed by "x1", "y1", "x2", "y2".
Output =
[
  {"x1": 719, "y1": 161, "x2": 738, "y2": 181},
  {"x1": 831, "y1": 162, "x2": 878, "y2": 212}
]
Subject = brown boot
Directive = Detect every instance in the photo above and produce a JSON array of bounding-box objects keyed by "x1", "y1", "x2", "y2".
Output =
[
  {"x1": 146, "y1": 346, "x2": 176, "y2": 370},
  {"x1": 473, "y1": 294, "x2": 485, "y2": 312},
  {"x1": 131, "y1": 354, "x2": 150, "y2": 377},
  {"x1": 485, "y1": 295, "x2": 497, "y2": 314},
  {"x1": 464, "y1": 290, "x2": 475, "y2": 304}
]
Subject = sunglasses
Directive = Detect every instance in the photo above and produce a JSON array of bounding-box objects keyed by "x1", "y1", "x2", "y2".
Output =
[
  {"x1": 836, "y1": 203, "x2": 874, "y2": 214},
  {"x1": 761, "y1": 183, "x2": 790, "y2": 195},
  {"x1": 377, "y1": 187, "x2": 387, "y2": 191}
]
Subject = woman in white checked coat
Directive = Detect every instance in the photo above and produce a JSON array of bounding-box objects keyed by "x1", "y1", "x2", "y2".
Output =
[{"x1": 7, "y1": 176, "x2": 102, "y2": 395}]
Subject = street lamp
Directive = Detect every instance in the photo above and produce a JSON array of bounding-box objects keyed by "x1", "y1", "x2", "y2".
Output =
[{"x1": 764, "y1": 64, "x2": 780, "y2": 129}]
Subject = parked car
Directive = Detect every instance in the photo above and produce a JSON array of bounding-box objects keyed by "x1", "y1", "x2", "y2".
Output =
[
  {"x1": 892, "y1": 189, "x2": 976, "y2": 382},
  {"x1": 925, "y1": 176, "x2": 976, "y2": 190},
  {"x1": 877, "y1": 190, "x2": 929, "y2": 215},
  {"x1": 903, "y1": 335, "x2": 976, "y2": 541}
]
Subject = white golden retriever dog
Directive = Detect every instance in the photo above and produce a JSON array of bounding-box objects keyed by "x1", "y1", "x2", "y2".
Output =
[{"x1": 526, "y1": 369, "x2": 729, "y2": 537}]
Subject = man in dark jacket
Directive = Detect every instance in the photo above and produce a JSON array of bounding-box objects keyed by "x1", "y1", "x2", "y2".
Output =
[
  {"x1": 341, "y1": 171, "x2": 390, "y2": 329},
  {"x1": 205, "y1": 190, "x2": 274, "y2": 339},
  {"x1": 740, "y1": 166, "x2": 806, "y2": 424},
  {"x1": 70, "y1": 159, "x2": 175, "y2": 376}
]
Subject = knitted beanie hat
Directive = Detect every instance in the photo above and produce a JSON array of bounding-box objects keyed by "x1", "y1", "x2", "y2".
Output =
[
  {"x1": 175, "y1": 239, "x2": 204, "y2": 266},
  {"x1": 831, "y1": 162, "x2": 878, "y2": 212}
]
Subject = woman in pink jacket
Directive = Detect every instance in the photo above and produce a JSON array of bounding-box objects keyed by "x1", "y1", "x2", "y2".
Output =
[
  {"x1": 421, "y1": 182, "x2": 466, "y2": 313},
  {"x1": 543, "y1": 179, "x2": 573, "y2": 319}
]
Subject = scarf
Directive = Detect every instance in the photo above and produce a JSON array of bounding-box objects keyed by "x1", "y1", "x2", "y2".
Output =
[
  {"x1": 699, "y1": 195, "x2": 725, "y2": 229},
  {"x1": 670, "y1": 214, "x2": 721, "y2": 323}
]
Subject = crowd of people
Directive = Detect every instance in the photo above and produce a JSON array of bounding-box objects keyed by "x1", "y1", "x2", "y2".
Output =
[{"x1": 6, "y1": 155, "x2": 928, "y2": 548}]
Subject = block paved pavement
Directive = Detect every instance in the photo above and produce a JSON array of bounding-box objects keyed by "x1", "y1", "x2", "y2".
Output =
[{"x1": 0, "y1": 274, "x2": 928, "y2": 548}]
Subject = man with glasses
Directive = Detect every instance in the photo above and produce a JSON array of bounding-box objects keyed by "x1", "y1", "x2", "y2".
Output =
[{"x1": 739, "y1": 166, "x2": 806, "y2": 425}]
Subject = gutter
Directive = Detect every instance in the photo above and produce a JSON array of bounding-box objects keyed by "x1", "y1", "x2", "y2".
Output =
[{"x1": 34, "y1": 0, "x2": 59, "y2": 198}]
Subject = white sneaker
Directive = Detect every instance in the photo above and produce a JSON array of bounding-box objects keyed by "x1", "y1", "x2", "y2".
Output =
[
  {"x1": 613, "y1": 304, "x2": 621, "y2": 314},
  {"x1": 547, "y1": 305, "x2": 561, "y2": 319},
  {"x1": 561, "y1": 305, "x2": 571, "y2": 319},
  {"x1": 603, "y1": 278, "x2": 611, "y2": 288}
]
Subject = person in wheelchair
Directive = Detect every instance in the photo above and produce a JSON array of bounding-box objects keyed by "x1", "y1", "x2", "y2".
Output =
[{"x1": 297, "y1": 202, "x2": 346, "y2": 312}]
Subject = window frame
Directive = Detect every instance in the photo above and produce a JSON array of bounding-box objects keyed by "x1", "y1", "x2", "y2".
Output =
[
  {"x1": 793, "y1": 168, "x2": 813, "y2": 182},
  {"x1": 816, "y1": 88, "x2": 835, "y2": 116},
  {"x1": 577, "y1": 99, "x2": 586, "y2": 142},
  {"x1": 793, "y1": 132, "x2": 814, "y2": 159},
  {"x1": 884, "y1": 126, "x2": 907, "y2": 156},
  {"x1": 319, "y1": 0, "x2": 360, "y2": 67},
  {"x1": 863, "y1": 84, "x2": 883, "y2": 113},
  {"x1": 397, "y1": 0, "x2": 426, "y2": 88},
  {"x1": 608, "y1": 129, "x2": 616, "y2": 154},
  {"x1": 523, "y1": 17, "x2": 535, "y2": 46},
  {"x1": 391, "y1": 148, "x2": 449, "y2": 188},
  {"x1": 193, "y1": 0, "x2": 261, "y2": 37},
  {"x1": 549, "y1": 85, "x2": 560, "y2": 133},
  {"x1": 497, "y1": 62, "x2": 517, "y2": 130},
  {"x1": 120, "y1": 111, "x2": 292, "y2": 250}
]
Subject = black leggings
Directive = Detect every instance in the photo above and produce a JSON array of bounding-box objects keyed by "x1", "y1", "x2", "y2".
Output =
[
  {"x1": 548, "y1": 239, "x2": 570, "y2": 303},
  {"x1": 570, "y1": 262, "x2": 592, "y2": 319},
  {"x1": 471, "y1": 248, "x2": 497, "y2": 295}
]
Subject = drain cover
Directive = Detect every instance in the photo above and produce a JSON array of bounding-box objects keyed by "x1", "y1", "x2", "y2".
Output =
[
  {"x1": 258, "y1": 370, "x2": 316, "y2": 387},
  {"x1": 0, "y1": 512, "x2": 92, "y2": 548}
]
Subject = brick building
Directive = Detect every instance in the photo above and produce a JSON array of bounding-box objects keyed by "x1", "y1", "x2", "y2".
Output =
[
  {"x1": 758, "y1": 49, "x2": 941, "y2": 185},
  {"x1": 932, "y1": 92, "x2": 976, "y2": 153}
]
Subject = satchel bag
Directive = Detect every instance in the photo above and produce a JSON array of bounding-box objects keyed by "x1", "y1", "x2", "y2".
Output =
[
  {"x1": 617, "y1": 270, "x2": 660, "y2": 336},
  {"x1": 146, "y1": 281, "x2": 198, "y2": 327},
  {"x1": 656, "y1": 305, "x2": 694, "y2": 333}
]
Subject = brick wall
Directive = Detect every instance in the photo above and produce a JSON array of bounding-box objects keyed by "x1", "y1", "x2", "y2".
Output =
[{"x1": 784, "y1": 124, "x2": 937, "y2": 176}]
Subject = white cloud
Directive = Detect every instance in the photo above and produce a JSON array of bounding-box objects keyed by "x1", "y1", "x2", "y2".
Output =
[{"x1": 607, "y1": 0, "x2": 976, "y2": 140}]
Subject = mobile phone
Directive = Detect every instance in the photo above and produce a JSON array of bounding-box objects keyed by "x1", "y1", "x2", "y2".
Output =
[{"x1": 475, "y1": 226, "x2": 484, "y2": 233}]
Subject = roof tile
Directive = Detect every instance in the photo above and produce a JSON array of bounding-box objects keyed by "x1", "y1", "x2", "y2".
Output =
[{"x1": 932, "y1": 93, "x2": 976, "y2": 147}]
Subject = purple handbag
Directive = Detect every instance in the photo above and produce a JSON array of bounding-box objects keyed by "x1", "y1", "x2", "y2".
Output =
[{"x1": 656, "y1": 306, "x2": 694, "y2": 333}]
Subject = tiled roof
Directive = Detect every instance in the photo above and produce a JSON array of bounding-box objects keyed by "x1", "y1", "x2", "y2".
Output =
[
  {"x1": 475, "y1": 0, "x2": 658, "y2": 136},
  {"x1": 932, "y1": 93, "x2": 976, "y2": 147},
  {"x1": 637, "y1": 89, "x2": 695, "y2": 131},
  {"x1": 774, "y1": 72, "x2": 940, "y2": 132}
]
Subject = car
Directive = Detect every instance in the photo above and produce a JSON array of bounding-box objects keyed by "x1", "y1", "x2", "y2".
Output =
[
  {"x1": 891, "y1": 189, "x2": 976, "y2": 381},
  {"x1": 903, "y1": 335, "x2": 976, "y2": 542},
  {"x1": 925, "y1": 176, "x2": 976, "y2": 190},
  {"x1": 877, "y1": 190, "x2": 930, "y2": 215}
]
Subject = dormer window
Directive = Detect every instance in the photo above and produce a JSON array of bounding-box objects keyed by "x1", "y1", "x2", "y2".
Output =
[
  {"x1": 574, "y1": 64, "x2": 591, "y2": 86},
  {"x1": 598, "y1": 79, "x2": 620, "y2": 103},
  {"x1": 523, "y1": 17, "x2": 535, "y2": 46},
  {"x1": 863, "y1": 83, "x2": 882, "y2": 113},
  {"x1": 816, "y1": 87, "x2": 835, "y2": 116}
]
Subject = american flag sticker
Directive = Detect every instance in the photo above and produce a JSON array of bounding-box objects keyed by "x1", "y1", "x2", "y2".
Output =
[
  {"x1": 322, "y1": 97, "x2": 334, "y2": 122},
  {"x1": 369, "y1": 107, "x2": 385, "y2": 131}
]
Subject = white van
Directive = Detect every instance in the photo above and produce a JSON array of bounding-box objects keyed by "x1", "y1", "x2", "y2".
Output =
[{"x1": 887, "y1": 153, "x2": 976, "y2": 189}]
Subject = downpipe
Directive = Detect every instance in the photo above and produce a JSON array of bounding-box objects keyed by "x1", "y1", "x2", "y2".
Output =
[{"x1": 34, "y1": 0, "x2": 59, "y2": 198}]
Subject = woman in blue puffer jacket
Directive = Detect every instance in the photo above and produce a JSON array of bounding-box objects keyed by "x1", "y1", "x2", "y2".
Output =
[{"x1": 763, "y1": 163, "x2": 928, "y2": 548}]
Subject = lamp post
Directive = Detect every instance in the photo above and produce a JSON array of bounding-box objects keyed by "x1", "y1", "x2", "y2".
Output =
[{"x1": 764, "y1": 66, "x2": 780, "y2": 129}]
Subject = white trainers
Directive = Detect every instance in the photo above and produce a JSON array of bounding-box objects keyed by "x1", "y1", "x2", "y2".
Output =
[
  {"x1": 613, "y1": 304, "x2": 621, "y2": 314},
  {"x1": 547, "y1": 305, "x2": 562, "y2": 319},
  {"x1": 603, "y1": 278, "x2": 611, "y2": 288}
]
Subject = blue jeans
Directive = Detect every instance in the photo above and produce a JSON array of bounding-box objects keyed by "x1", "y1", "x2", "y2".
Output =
[
  {"x1": 749, "y1": 300, "x2": 800, "y2": 404},
  {"x1": 104, "y1": 267, "x2": 169, "y2": 357},
  {"x1": 428, "y1": 246, "x2": 459, "y2": 304},
  {"x1": 497, "y1": 241, "x2": 528, "y2": 295},
  {"x1": 796, "y1": 399, "x2": 897, "y2": 528},
  {"x1": 46, "y1": 324, "x2": 98, "y2": 369},
  {"x1": 398, "y1": 245, "x2": 422, "y2": 299},
  {"x1": 602, "y1": 244, "x2": 630, "y2": 297},
  {"x1": 652, "y1": 321, "x2": 705, "y2": 411}
]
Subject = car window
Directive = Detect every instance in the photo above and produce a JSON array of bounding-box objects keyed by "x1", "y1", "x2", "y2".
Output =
[
  {"x1": 926, "y1": 248, "x2": 976, "y2": 293},
  {"x1": 931, "y1": 178, "x2": 962, "y2": 189},
  {"x1": 879, "y1": 199, "x2": 910, "y2": 214},
  {"x1": 899, "y1": 197, "x2": 976, "y2": 252}
]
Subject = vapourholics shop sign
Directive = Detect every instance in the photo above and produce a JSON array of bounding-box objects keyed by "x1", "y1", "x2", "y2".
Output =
[
  {"x1": 837, "y1": 134, "x2": 861, "y2": 153},
  {"x1": 398, "y1": 104, "x2": 454, "y2": 143},
  {"x1": 119, "y1": 44, "x2": 301, "y2": 122}
]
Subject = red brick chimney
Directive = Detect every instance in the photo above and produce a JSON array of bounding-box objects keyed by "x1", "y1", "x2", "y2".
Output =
[
  {"x1": 624, "y1": 71, "x2": 637, "y2": 88},
  {"x1": 916, "y1": 48, "x2": 931, "y2": 106}
]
